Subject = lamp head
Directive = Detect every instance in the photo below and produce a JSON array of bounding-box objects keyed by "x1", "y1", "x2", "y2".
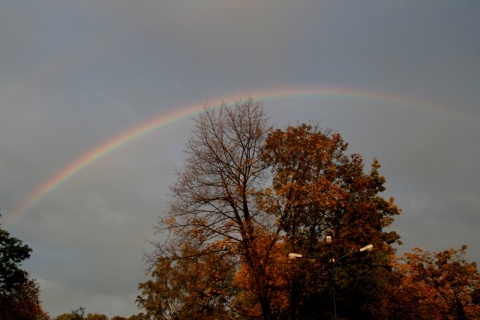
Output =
[
  {"x1": 288, "y1": 253, "x2": 303, "y2": 260},
  {"x1": 360, "y1": 244, "x2": 374, "y2": 252},
  {"x1": 324, "y1": 229, "x2": 334, "y2": 244},
  {"x1": 325, "y1": 235, "x2": 332, "y2": 244}
]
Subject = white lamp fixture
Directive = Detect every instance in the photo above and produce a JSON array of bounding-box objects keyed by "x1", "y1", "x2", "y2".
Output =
[
  {"x1": 288, "y1": 253, "x2": 303, "y2": 260},
  {"x1": 359, "y1": 244, "x2": 374, "y2": 252}
]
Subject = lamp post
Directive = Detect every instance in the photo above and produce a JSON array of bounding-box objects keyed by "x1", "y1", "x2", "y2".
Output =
[{"x1": 288, "y1": 236, "x2": 373, "y2": 320}]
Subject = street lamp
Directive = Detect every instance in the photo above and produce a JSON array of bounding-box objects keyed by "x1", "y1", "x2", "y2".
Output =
[
  {"x1": 360, "y1": 244, "x2": 374, "y2": 252},
  {"x1": 288, "y1": 235, "x2": 373, "y2": 320},
  {"x1": 328, "y1": 242, "x2": 373, "y2": 320}
]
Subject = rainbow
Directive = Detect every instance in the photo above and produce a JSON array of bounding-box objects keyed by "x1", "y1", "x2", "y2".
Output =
[{"x1": 7, "y1": 86, "x2": 454, "y2": 225}]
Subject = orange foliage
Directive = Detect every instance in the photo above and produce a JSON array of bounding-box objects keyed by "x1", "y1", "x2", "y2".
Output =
[
  {"x1": 144, "y1": 106, "x2": 403, "y2": 319},
  {"x1": 0, "y1": 276, "x2": 49, "y2": 320},
  {"x1": 138, "y1": 244, "x2": 237, "y2": 319},
  {"x1": 378, "y1": 246, "x2": 480, "y2": 320},
  {"x1": 233, "y1": 237, "x2": 290, "y2": 318}
]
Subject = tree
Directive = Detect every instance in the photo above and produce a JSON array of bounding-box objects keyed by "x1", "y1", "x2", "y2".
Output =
[
  {"x1": 1, "y1": 218, "x2": 32, "y2": 294},
  {"x1": 379, "y1": 246, "x2": 480, "y2": 320},
  {"x1": 143, "y1": 99, "x2": 280, "y2": 319},
  {"x1": 141, "y1": 100, "x2": 402, "y2": 319},
  {"x1": 0, "y1": 275, "x2": 49, "y2": 320},
  {"x1": 53, "y1": 307, "x2": 86, "y2": 320},
  {"x1": 0, "y1": 214, "x2": 49, "y2": 320},
  {"x1": 262, "y1": 124, "x2": 400, "y2": 251},
  {"x1": 53, "y1": 315, "x2": 77, "y2": 320},
  {"x1": 261, "y1": 124, "x2": 401, "y2": 319},
  {"x1": 126, "y1": 314, "x2": 148, "y2": 320},
  {"x1": 52, "y1": 314, "x2": 76, "y2": 320},
  {"x1": 85, "y1": 313, "x2": 109, "y2": 320},
  {"x1": 138, "y1": 244, "x2": 238, "y2": 319},
  {"x1": 232, "y1": 237, "x2": 290, "y2": 318}
]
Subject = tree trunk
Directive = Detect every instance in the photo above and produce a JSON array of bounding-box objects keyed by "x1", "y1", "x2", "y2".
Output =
[
  {"x1": 259, "y1": 293, "x2": 273, "y2": 320},
  {"x1": 456, "y1": 299, "x2": 467, "y2": 320}
]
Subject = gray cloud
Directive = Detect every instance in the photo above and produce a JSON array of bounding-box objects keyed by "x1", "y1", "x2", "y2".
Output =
[{"x1": 1, "y1": 1, "x2": 479, "y2": 317}]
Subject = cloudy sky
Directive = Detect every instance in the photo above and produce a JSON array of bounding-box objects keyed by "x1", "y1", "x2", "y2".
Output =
[{"x1": 1, "y1": 1, "x2": 479, "y2": 318}]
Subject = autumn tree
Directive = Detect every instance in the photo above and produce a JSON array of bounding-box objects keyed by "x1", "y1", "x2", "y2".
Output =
[
  {"x1": 0, "y1": 275, "x2": 49, "y2": 320},
  {"x1": 232, "y1": 237, "x2": 290, "y2": 318},
  {"x1": 141, "y1": 99, "x2": 284, "y2": 319},
  {"x1": 259, "y1": 124, "x2": 401, "y2": 319},
  {"x1": 85, "y1": 313, "x2": 109, "y2": 320},
  {"x1": 141, "y1": 101, "x2": 403, "y2": 319},
  {"x1": 0, "y1": 214, "x2": 49, "y2": 320},
  {"x1": 53, "y1": 307, "x2": 86, "y2": 320},
  {"x1": 125, "y1": 314, "x2": 148, "y2": 320},
  {"x1": 138, "y1": 244, "x2": 237, "y2": 319},
  {"x1": 379, "y1": 246, "x2": 480, "y2": 320},
  {"x1": 53, "y1": 314, "x2": 78, "y2": 320},
  {"x1": 112, "y1": 315, "x2": 147, "y2": 320}
]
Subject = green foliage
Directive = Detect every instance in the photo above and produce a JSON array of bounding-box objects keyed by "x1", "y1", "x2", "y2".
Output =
[
  {"x1": 0, "y1": 214, "x2": 48, "y2": 320},
  {"x1": 0, "y1": 216, "x2": 32, "y2": 294}
]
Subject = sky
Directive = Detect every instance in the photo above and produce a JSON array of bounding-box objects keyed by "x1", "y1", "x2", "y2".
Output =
[{"x1": 1, "y1": 1, "x2": 479, "y2": 318}]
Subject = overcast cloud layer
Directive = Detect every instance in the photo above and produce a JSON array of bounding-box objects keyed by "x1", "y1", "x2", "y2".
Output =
[{"x1": 1, "y1": 1, "x2": 479, "y2": 318}]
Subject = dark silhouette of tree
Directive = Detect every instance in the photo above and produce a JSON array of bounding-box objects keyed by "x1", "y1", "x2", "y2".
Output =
[
  {"x1": 1, "y1": 218, "x2": 31, "y2": 293},
  {"x1": 0, "y1": 214, "x2": 49, "y2": 320}
]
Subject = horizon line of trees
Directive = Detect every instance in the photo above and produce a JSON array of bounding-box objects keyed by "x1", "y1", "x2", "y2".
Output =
[{"x1": 2, "y1": 98, "x2": 479, "y2": 319}]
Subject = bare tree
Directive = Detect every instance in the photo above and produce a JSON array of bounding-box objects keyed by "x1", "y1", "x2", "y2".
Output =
[{"x1": 149, "y1": 99, "x2": 278, "y2": 319}]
